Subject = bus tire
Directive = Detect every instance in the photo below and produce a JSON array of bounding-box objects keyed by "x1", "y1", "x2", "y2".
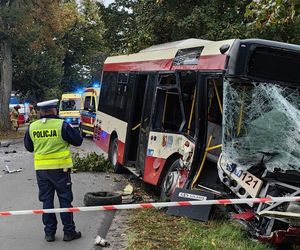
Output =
[
  {"x1": 83, "y1": 192, "x2": 122, "y2": 206},
  {"x1": 160, "y1": 159, "x2": 181, "y2": 201},
  {"x1": 109, "y1": 138, "x2": 124, "y2": 174}
]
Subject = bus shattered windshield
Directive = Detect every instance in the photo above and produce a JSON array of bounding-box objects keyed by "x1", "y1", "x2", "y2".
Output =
[{"x1": 222, "y1": 80, "x2": 300, "y2": 172}]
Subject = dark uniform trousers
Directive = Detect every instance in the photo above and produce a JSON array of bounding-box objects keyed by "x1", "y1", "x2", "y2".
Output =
[{"x1": 36, "y1": 169, "x2": 75, "y2": 235}]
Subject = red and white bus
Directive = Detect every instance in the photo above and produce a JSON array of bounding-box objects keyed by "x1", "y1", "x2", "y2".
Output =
[
  {"x1": 94, "y1": 38, "x2": 300, "y2": 244},
  {"x1": 94, "y1": 38, "x2": 230, "y2": 198},
  {"x1": 94, "y1": 38, "x2": 300, "y2": 200}
]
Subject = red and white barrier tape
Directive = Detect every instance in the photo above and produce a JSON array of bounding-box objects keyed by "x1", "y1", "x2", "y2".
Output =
[{"x1": 0, "y1": 196, "x2": 299, "y2": 216}]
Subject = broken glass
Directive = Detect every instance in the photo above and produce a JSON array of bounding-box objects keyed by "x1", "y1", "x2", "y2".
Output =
[{"x1": 222, "y1": 80, "x2": 300, "y2": 172}]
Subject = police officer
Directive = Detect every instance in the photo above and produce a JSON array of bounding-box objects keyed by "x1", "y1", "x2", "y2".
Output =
[{"x1": 24, "y1": 99, "x2": 83, "y2": 242}]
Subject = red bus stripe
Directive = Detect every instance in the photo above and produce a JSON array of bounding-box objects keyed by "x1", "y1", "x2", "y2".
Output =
[
  {"x1": 33, "y1": 210, "x2": 44, "y2": 214},
  {"x1": 140, "y1": 203, "x2": 154, "y2": 208},
  {"x1": 0, "y1": 212, "x2": 12, "y2": 216},
  {"x1": 103, "y1": 205, "x2": 117, "y2": 210},
  {"x1": 67, "y1": 208, "x2": 81, "y2": 212},
  {"x1": 177, "y1": 201, "x2": 192, "y2": 206},
  {"x1": 103, "y1": 55, "x2": 227, "y2": 72},
  {"x1": 104, "y1": 59, "x2": 173, "y2": 72}
]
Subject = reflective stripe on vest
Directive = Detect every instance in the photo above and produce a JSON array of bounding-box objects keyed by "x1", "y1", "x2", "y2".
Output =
[{"x1": 29, "y1": 119, "x2": 73, "y2": 170}]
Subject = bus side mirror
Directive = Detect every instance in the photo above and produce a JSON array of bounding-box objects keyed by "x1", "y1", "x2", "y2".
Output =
[{"x1": 219, "y1": 44, "x2": 230, "y2": 54}]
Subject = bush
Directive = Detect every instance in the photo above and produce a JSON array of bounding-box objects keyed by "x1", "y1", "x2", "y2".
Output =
[{"x1": 72, "y1": 152, "x2": 113, "y2": 172}]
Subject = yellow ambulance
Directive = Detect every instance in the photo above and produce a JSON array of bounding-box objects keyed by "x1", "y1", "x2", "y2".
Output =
[
  {"x1": 80, "y1": 87, "x2": 100, "y2": 136},
  {"x1": 59, "y1": 93, "x2": 82, "y2": 130}
]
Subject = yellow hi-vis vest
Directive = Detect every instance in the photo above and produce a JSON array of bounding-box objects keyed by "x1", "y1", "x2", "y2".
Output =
[{"x1": 29, "y1": 118, "x2": 73, "y2": 170}]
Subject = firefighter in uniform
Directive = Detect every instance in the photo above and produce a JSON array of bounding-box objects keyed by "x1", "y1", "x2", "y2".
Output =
[
  {"x1": 28, "y1": 104, "x2": 37, "y2": 123},
  {"x1": 11, "y1": 105, "x2": 20, "y2": 131},
  {"x1": 24, "y1": 99, "x2": 83, "y2": 242}
]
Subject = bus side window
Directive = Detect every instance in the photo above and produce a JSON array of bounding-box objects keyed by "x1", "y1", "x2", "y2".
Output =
[
  {"x1": 153, "y1": 88, "x2": 182, "y2": 132},
  {"x1": 99, "y1": 72, "x2": 118, "y2": 114},
  {"x1": 179, "y1": 71, "x2": 197, "y2": 137},
  {"x1": 114, "y1": 73, "x2": 129, "y2": 117},
  {"x1": 99, "y1": 72, "x2": 130, "y2": 121},
  {"x1": 208, "y1": 79, "x2": 222, "y2": 125}
]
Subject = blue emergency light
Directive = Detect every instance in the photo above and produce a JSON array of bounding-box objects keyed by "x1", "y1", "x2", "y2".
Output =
[
  {"x1": 76, "y1": 89, "x2": 84, "y2": 94},
  {"x1": 65, "y1": 118, "x2": 72, "y2": 123}
]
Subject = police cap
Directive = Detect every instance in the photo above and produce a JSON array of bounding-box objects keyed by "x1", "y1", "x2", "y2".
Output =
[{"x1": 37, "y1": 99, "x2": 59, "y2": 110}]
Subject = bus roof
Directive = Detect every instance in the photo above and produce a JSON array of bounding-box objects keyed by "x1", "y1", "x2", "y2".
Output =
[{"x1": 104, "y1": 38, "x2": 235, "y2": 72}]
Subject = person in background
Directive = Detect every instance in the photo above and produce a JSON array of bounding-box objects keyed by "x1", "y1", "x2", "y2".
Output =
[
  {"x1": 24, "y1": 99, "x2": 83, "y2": 242},
  {"x1": 28, "y1": 104, "x2": 37, "y2": 123},
  {"x1": 11, "y1": 105, "x2": 20, "y2": 131}
]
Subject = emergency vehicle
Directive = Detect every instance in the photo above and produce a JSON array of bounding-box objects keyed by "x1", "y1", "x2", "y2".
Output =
[
  {"x1": 59, "y1": 93, "x2": 82, "y2": 129},
  {"x1": 80, "y1": 86, "x2": 100, "y2": 136},
  {"x1": 9, "y1": 93, "x2": 29, "y2": 124}
]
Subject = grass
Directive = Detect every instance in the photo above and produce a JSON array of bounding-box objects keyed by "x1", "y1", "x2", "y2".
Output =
[{"x1": 126, "y1": 209, "x2": 273, "y2": 250}]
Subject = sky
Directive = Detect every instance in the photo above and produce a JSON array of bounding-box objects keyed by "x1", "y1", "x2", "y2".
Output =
[
  {"x1": 101, "y1": 0, "x2": 115, "y2": 7},
  {"x1": 76, "y1": 0, "x2": 115, "y2": 7}
]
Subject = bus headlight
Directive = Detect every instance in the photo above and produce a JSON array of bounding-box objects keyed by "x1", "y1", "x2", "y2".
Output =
[{"x1": 180, "y1": 141, "x2": 194, "y2": 167}]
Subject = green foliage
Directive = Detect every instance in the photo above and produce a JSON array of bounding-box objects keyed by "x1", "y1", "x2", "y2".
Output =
[
  {"x1": 1, "y1": 1, "x2": 106, "y2": 103},
  {"x1": 72, "y1": 152, "x2": 113, "y2": 172},
  {"x1": 245, "y1": 0, "x2": 300, "y2": 43},
  {"x1": 60, "y1": 0, "x2": 106, "y2": 92},
  {"x1": 3, "y1": 0, "x2": 300, "y2": 104},
  {"x1": 102, "y1": 0, "x2": 252, "y2": 54}
]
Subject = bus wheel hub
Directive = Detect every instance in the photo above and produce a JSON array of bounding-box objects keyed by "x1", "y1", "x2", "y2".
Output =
[{"x1": 164, "y1": 171, "x2": 180, "y2": 196}]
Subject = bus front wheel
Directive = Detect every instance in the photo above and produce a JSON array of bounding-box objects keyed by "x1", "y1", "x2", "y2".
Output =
[
  {"x1": 160, "y1": 159, "x2": 183, "y2": 201},
  {"x1": 109, "y1": 138, "x2": 124, "y2": 174}
]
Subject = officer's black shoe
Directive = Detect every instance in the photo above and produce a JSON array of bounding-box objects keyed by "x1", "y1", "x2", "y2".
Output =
[
  {"x1": 63, "y1": 231, "x2": 81, "y2": 241},
  {"x1": 45, "y1": 234, "x2": 55, "y2": 242}
]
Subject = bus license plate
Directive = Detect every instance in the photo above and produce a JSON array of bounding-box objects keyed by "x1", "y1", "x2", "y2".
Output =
[{"x1": 239, "y1": 171, "x2": 263, "y2": 198}]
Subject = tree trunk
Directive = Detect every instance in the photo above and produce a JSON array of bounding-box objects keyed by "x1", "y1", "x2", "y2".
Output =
[{"x1": 0, "y1": 39, "x2": 13, "y2": 132}]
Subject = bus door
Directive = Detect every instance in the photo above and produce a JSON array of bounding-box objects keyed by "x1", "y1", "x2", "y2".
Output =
[
  {"x1": 125, "y1": 74, "x2": 148, "y2": 163},
  {"x1": 136, "y1": 74, "x2": 158, "y2": 172},
  {"x1": 188, "y1": 74, "x2": 223, "y2": 188}
]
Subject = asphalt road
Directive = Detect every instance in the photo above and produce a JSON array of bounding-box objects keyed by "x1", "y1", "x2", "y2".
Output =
[{"x1": 0, "y1": 137, "x2": 126, "y2": 250}]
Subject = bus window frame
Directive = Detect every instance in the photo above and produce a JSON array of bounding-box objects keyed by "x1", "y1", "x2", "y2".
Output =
[
  {"x1": 151, "y1": 71, "x2": 187, "y2": 134},
  {"x1": 99, "y1": 71, "x2": 130, "y2": 122}
]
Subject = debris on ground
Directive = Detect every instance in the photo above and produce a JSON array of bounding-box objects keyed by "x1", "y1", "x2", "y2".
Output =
[
  {"x1": 113, "y1": 177, "x2": 122, "y2": 182},
  {"x1": 0, "y1": 142, "x2": 10, "y2": 148},
  {"x1": 122, "y1": 184, "x2": 134, "y2": 196},
  {"x1": 94, "y1": 235, "x2": 110, "y2": 247},
  {"x1": 4, "y1": 150, "x2": 17, "y2": 154},
  {"x1": 3, "y1": 165, "x2": 22, "y2": 174},
  {"x1": 104, "y1": 211, "x2": 129, "y2": 250}
]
